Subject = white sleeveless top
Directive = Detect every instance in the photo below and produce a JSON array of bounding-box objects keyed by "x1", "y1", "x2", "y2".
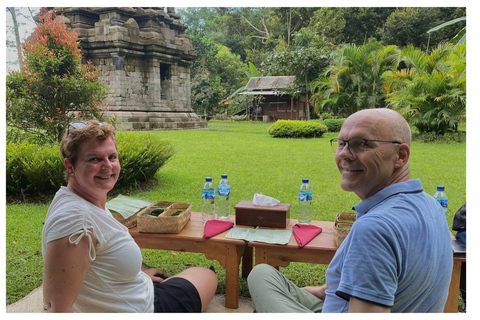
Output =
[{"x1": 42, "y1": 187, "x2": 154, "y2": 312}]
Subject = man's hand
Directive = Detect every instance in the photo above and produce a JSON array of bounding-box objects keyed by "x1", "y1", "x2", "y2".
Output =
[{"x1": 302, "y1": 284, "x2": 328, "y2": 300}]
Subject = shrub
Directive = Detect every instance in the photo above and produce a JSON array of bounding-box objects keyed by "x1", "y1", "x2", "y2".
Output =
[
  {"x1": 6, "y1": 142, "x2": 65, "y2": 197},
  {"x1": 268, "y1": 120, "x2": 327, "y2": 138},
  {"x1": 230, "y1": 115, "x2": 247, "y2": 121},
  {"x1": 322, "y1": 118, "x2": 345, "y2": 132},
  {"x1": 413, "y1": 131, "x2": 466, "y2": 143},
  {"x1": 115, "y1": 132, "x2": 175, "y2": 190},
  {"x1": 6, "y1": 133, "x2": 175, "y2": 199}
]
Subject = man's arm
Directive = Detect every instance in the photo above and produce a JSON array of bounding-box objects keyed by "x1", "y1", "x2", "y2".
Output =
[{"x1": 348, "y1": 297, "x2": 391, "y2": 313}]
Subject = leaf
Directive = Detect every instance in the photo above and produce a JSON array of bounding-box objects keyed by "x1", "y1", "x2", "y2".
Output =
[{"x1": 427, "y1": 17, "x2": 466, "y2": 34}]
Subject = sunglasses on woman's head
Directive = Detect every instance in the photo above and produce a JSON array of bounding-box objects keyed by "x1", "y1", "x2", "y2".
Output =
[{"x1": 67, "y1": 121, "x2": 106, "y2": 135}]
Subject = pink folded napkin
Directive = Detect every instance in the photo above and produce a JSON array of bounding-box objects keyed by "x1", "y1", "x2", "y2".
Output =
[
  {"x1": 293, "y1": 224, "x2": 322, "y2": 247},
  {"x1": 203, "y1": 220, "x2": 234, "y2": 239}
]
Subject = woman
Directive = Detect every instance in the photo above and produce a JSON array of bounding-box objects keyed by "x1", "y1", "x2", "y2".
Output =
[{"x1": 42, "y1": 120, "x2": 217, "y2": 312}]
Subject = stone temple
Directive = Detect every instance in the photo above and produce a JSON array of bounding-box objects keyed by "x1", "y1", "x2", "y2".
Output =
[{"x1": 57, "y1": 7, "x2": 206, "y2": 130}]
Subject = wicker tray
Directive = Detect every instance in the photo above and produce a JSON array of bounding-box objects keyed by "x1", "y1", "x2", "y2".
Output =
[
  {"x1": 333, "y1": 212, "x2": 356, "y2": 247},
  {"x1": 137, "y1": 201, "x2": 191, "y2": 233},
  {"x1": 111, "y1": 211, "x2": 139, "y2": 228}
]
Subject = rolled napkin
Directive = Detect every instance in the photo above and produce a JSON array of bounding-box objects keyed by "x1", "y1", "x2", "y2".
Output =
[
  {"x1": 252, "y1": 193, "x2": 280, "y2": 206},
  {"x1": 293, "y1": 224, "x2": 322, "y2": 247},
  {"x1": 203, "y1": 220, "x2": 235, "y2": 239}
]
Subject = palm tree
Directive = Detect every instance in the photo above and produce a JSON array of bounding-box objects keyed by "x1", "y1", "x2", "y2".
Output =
[
  {"x1": 310, "y1": 40, "x2": 399, "y2": 117},
  {"x1": 383, "y1": 43, "x2": 466, "y2": 134}
]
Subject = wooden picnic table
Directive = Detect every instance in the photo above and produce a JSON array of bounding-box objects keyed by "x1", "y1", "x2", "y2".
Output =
[
  {"x1": 129, "y1": 212, "x2": 252, "y2": 309},
  {"x1": 248, "y1": 219, "x2": 464, "y2": 313}
]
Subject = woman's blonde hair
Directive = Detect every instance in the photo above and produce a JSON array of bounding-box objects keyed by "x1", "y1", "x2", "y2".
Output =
[{"x1": 60, "y1": 120, "x2": 116, "y2": 181}]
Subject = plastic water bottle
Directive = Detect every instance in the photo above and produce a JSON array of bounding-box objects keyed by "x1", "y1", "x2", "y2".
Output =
[
  {"x1": 217, "y1": 174, "x2": 230, "y2": 219},
  {"x1": 433, "y1": 185, "x2": 448, "y2": 214},
  {"x1": 298, "y1": 178, "x2": 312, "y2": 224},
  {"x1": 202, "y1": 177, "x2": 215, "y2": 222}
]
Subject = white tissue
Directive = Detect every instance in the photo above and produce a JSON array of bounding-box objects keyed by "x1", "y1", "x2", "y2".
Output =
[{"x1": 252, "y1": 193, "x2": 280, "y2": 206}]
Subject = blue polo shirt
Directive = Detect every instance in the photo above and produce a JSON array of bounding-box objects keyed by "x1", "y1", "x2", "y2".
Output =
[{"x1": 322, "y1": 179, "x2": 453, "y2": 313}]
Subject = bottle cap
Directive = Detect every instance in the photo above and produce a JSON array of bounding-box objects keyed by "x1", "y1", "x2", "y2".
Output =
[
  {"x1": 221, "y1": 174, "x2": 228, "y2": 179},
  {"x1": 302, "y1": 178, "x2": 309, "y2": 183},
  {"x1": 437, "y1": 185, "x2": 445, "y2": 191},
  {"x1": 206, "y1": 177, "x2": 212, "y2": 182}
]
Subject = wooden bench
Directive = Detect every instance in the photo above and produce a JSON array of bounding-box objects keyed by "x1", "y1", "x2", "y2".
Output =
[{"x1": 247, "y1": 218, "x2": 464, "y2": 313}]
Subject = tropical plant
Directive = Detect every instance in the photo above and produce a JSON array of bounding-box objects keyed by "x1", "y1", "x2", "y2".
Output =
[
  {"x1": 383, "y1": 43, "x2": 466, "y2": 134},
  {"x1": 310, "y1": 40, "x2": 400, "y2": 117},
  {"x1": 6, "y1": 8, "x2": 108, "y2": 142}
]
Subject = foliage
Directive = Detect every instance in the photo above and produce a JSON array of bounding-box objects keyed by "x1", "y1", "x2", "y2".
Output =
[
  {"x1": 6, "y1": 8, "x2": 108, "y2": 142},
  {"x1": 178, "y1": 7, "x2": 465, "y2": 118},
  {"x1": 211, "y1": 44, "x2": 248, "y2": 98},
  {"x1": 5, "y1": 132, "x2": 175, "y2": 199},
  {"x1": 229, "y1": 115, "x2": 247, "y2": 121},
  {"x1": 427, "y1": 16, "x2": 466, "y2": 45},
  {"x1": 321, "y1": 119, "x2": 346, "y2": 132},
  {"x1": 191, "y1": 70, "x2": 226, "y2": 117},
  {"x1": 383, "y1": 43, "x2": 466, "y2": 134},
  {"x1": 268, "y1": 120, "x2": 327, "y2": 138},
  {"x1": 382, "y1": 7, "x2": 466, "y2": 51},
  {"x1": 115, "y1": 132, "x2": 175, "y2": 191},
  {"x1": 310, "y1": 40, "x2": 400, "y2": 117},
  {"x1": 341, "y1": 7, "x2": 396, "y2": 45},
  {"x1": 6, "y1": 141, "x2": 65, "y2": 198},
  {"x1": 262, "y1": 29, "x2": 331, "y2": 120}
]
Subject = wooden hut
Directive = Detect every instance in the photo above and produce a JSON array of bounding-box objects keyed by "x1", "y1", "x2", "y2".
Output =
[{"x1": 239, "y1": 76, "x2": 308, "y2": 121}]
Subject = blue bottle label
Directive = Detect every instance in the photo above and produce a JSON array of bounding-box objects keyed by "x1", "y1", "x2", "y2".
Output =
[
  {"x1": 438, "y1": 199, "x2": 448, "y2": 208},
  {"x1": 202, "y1": 190, "x2": 215, "y2": 200},
  {"x1": 218, "y1": 184, "x2": 230, "y2": 196},
  {"x1": 298, "y1": 192, "x2": 312, "y2": 201}
]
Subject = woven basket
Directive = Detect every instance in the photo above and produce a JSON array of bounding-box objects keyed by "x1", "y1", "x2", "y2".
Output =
[
  {"x1": 333, "y1": 212, "x2": 356, "y2": 247},
  {"x1": 111, "y1": 211, "x2": 139, "y2": 228},
  {"x1": 137, "y1": 202, "x2": 191, "y2": 233}
]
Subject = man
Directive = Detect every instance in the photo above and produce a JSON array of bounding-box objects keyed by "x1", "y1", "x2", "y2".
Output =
[{"x1": 247, "y1": 108, "x2": 453, "y2": 313}]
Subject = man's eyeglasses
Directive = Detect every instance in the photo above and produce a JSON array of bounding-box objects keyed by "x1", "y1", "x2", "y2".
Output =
[
  {"x1": 67, "y1": 121, "x2": 106, "y2": 135},
  {"x1": 330, "y1": 138, "x2": 401, "y2": 154}
]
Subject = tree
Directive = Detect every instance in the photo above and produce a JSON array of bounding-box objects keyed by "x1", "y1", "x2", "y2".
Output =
[
  {"x1": 7, "y1": 8, "x2": 23, "y2": 69},
  {"x1": 6, "y1": 7, "x2": 39, "y2": 72},
  {"x1": 310, "y1": 40, "x2": 400, "y2": 117},
  {"x1": 191, "y1": 69, "x2": 225, "y2": 117},
  {"x1": 342, "y1": 7, "x2": 395, "y2": 45},
  {"x1": 6, "y1": 8, "x2": 108, "y2": 142},
  {"x1": 383, "y1": 44, "x2": 466, "y2": 134},
  {"x1": 382, "y1": 7, "x2": 465, "y2": 51}
]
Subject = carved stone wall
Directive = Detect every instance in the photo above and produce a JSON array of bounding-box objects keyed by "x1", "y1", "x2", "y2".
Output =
[{"x1": 58, "y1": 7, "x2": 206, "y2": 130}]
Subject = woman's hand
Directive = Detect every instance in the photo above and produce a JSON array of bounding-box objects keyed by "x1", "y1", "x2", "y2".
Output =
[{"x1": 142, "y1": 263, "x2": 169, "y2": 283}]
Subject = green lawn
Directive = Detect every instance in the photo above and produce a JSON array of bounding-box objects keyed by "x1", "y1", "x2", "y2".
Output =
[{"x1": 5, "y1": 120, "x2": 467, "y2": 305}]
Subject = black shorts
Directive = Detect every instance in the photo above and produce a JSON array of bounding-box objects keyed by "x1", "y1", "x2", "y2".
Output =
[{"x1": 152, "y1": 277, "x2": 202, "y2": 313}]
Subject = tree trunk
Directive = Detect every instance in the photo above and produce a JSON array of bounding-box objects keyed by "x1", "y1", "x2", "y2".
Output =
[
  {"x1": 8, "y1": 7, "x2": 23, "y2": 70},
  {"x1": 305, "y1": 76, "x2": 310, "y2": 121}
]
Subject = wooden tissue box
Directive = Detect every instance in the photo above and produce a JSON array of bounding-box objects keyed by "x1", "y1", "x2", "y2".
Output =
[{"x1": 235, "y1": 200, "x2": 291, "y2": 228}]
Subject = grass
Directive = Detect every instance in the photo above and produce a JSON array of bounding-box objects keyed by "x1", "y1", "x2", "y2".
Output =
[{"x1": 5, "y1": 120, "x2": 467, "y2": 306}]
